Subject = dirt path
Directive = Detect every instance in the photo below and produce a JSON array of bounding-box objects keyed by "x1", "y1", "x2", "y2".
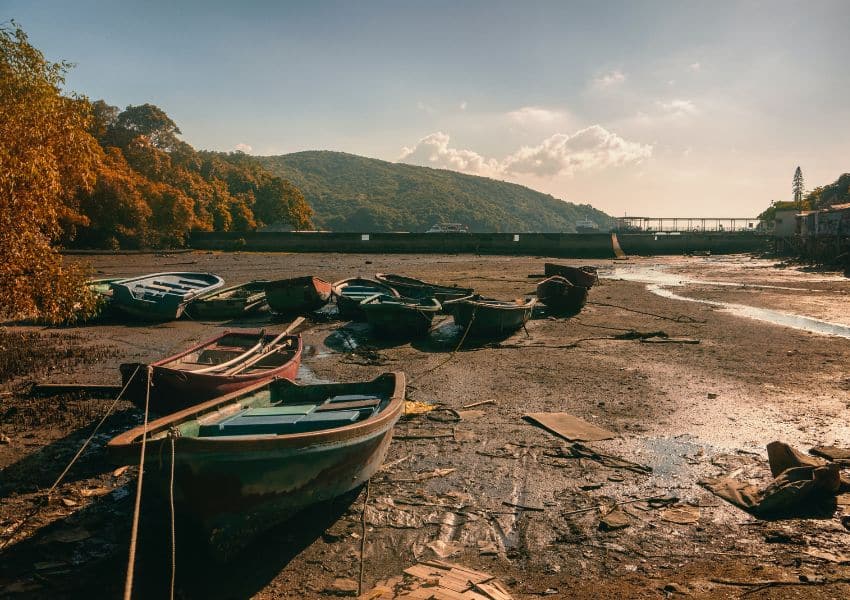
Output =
[{"x1": 1, "y1": 252, "x2": 849, "y2": 598}]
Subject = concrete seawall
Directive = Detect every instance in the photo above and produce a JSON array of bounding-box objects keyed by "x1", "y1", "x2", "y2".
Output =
[{"x1": 189, "y1": 231, "x2": 767, "y2": 257}]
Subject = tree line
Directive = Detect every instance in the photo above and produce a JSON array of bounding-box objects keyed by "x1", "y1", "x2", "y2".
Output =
[{"x1": 0, "y1": 23, "x2": 312, "y2": 323}]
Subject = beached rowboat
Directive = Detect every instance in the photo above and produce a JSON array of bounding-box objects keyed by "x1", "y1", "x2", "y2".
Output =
[
  {"x1": 536, "y1": 276, "x2": 588, "y2": 313},
  {"x1": 110, "y1": 272, "x2": 225, "y2": 321},
  {"x1": 360, "y1": 294, "x2": 441, "y2": 338},
  {"x1": 265, "y1": 276, "x2": 332, "y2": 313},
  {"x1": 444, "y1": 295, "x2": 536, "y2": 337},
  {"x1": 107, "y1": 372, "x2": 405, "y2": 559},
  {"x1": 542, "y1": 263, "x2": 598, "y2": 288},
  {"x1": 332, "y1": 277, "x2": 400, "y2": 320},
  {"x1": 187, "y1": 280, "x2": 268, "y2": 319},
  {"x1": 120, "y1": 327, "x2": 302, "y2": 414},
  {"x1": 374, "y1": 273, "x2": 473, "y2": 304}
]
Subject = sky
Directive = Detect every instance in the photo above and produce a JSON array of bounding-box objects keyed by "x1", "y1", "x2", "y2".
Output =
[{"x1": 6, "y1": 0, "x2": 850, "y2": 217}]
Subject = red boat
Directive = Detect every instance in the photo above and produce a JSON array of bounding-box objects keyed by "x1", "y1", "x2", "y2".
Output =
[
  {"x1": 536, "y1": 276, "x2": 589, "y2": 313},
  {"x1": 543, "y1": 263, "x2": 598, "y2": 288},
  {"x1": 120, "y1": 328, "x2": 303, "y2": 414}
]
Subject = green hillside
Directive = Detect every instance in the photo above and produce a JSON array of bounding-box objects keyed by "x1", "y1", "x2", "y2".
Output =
[{"x1": 256, "y1": 151, "x2": 612, "y2": 232}]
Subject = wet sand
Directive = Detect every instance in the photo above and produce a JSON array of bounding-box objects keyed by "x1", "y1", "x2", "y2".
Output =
[{"x1": 1, "y1": 252, "x2": 849, "y2": 599}]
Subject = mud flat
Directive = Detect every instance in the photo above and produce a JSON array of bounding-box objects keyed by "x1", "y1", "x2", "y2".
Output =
[{"x1": 1, "y1": 252, "x2": 849, "y2": 598}]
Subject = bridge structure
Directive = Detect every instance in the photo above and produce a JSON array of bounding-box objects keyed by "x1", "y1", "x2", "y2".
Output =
[{"x1": 613, "y1": 216, "x2": 765, "y2": 233}]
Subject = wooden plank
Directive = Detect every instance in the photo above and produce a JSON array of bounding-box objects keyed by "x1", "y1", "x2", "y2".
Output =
[
  {"x1": 29, "y1": 384, "x2": 121, "y2": 398},
  {"x1": 523, "y1": 412, "x2": 616, "y2": 442}
]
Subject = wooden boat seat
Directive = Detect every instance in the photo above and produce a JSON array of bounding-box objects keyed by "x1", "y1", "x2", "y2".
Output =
[{"x1": 197, "y1": 395, "x2": 379, "y2": 437}]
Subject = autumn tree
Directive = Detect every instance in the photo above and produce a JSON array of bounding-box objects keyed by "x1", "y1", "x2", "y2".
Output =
[{"x1": 0, "y1": 23, "x2": 101, "y2": 322}]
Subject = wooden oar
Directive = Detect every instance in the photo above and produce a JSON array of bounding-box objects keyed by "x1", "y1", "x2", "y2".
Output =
[
  {"x1": 191, "y1": 330, "x2": 266, "y2": 374},
  {"x1": 225, "y1": 317, "x2": 305, "y2": 376}
]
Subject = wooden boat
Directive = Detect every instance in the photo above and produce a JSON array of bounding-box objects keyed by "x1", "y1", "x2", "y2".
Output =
[
  {"x1": 536, "y1": 276, "x2": 589, "y2": 313},
  {"x1": 187, "y1": 280, "x2": 268, "y2": 319},
  {"x1": 374, "y1": 273, "x2": 473, "y2": 304},
  {"x1": 107, "y1": 372, "x2": 405, "y2": 560},
  {"x1": 332, "y1": 277, "x2": 400, "y2": 320},
  {"x1": 110, "y1": 272, "x2": 224, "y2": 321},
  {"x1": 265, "y1": 276, "x2": 332, "y2": 313},
  {"x1": 120, "y1": 326, "x2": 302, "y2": 414},
  {"x1": 543, "y1": 263, "x2": 598, "y2": 288},
  {"x1": 444, "y1": 295, "x2": 537, "y2": 337},
  {"x1": 360, "y1": 294, "x2": 441, "y2": 338}
]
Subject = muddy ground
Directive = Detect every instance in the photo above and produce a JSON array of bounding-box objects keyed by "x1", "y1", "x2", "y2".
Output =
[{"x1": 1, "y1": 252, "x2": 849, "y2": 599}]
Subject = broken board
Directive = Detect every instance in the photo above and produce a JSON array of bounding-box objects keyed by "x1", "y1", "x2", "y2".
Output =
[
  {"x1": 359, "y1": 560, "x2": 513, "y2": 599},
  {"x1": 523, "y1": 412, "x2": 616, "y2": 442}
]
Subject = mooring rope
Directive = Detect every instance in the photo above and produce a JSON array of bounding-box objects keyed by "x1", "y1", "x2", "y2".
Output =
[
  {"x1": 123, "y1": 365, "x2": 153, "y2": 600},
  {"x1": 410, "y1": 305, "x2": 477, "y2": 383},
  {"x1": 169, "y1": 432, "x2": 177, "y2": 600},
  {"x1": 357, "y1": 478, "x2": 371, "y2": 596},
  {"x1": 0, "y1": 364, "x2": 143, "y2": 551}
]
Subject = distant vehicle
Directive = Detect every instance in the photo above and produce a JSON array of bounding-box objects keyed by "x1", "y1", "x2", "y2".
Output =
[
  {"x1": 575, "y1": 218, "x2": 599, "y2": 233},
  {"x1": 426, "y1": 223, "x2": 469, "y2": 233}
]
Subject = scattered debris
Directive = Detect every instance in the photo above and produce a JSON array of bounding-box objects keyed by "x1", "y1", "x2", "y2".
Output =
[
  {"x1": 701, "y1": 441, "x2": 842, "y2": 517},
  {"x1": 460, "y1": 399, "x2": 496, "y2": 409},
  {"x1": 546, "y1": 443, "x2": 652, "y2": 475},
  {"x1": 356, "y1": 560, "x2": 515, "y2": 600},
  {"x1": 427, "y1": 540, "x2": 463, "y2": 559},
  {"x1": 0, "y1": 433, "x2": 10, "y2": 444},
  {"x1": 502, "y1": 501, "x2": 545, "y2": 512},
  {"x1": 810, "y1": 446, "x2": 850, "y2": 461},
  {"x1": 524, "y1": 412, "x2": 616, "y2": 442},
  {"x1": 326, "y1": 577, "x2": 359, "y2": 596},
  {"x1": 404, "y1": 401, "x2": 437, "y2": 416},
  {"x1": 599, "y1": 508, "x2": 631, "y2": 531},
  {"x1": 659, "y1": 506, "x2": 700, "y2": 525}
]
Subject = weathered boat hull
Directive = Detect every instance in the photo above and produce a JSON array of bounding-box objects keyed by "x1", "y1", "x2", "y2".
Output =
[
  {"x1": 110, "y1": 272, "x2": 225, "y2": 321},
  {"x1": 536, "y1": 276, "x2": 589, "y2": 313},
  {"x1": 374, "y1": 273, "x2": 473, "y2": 304},
  {"x1": 265, "y1": 276, "x2": 332, "y2": 313},
  {"x1": 445, "y1": 296, "x2": 536, "y2": 336},
  {"x1": 187, "y1": 281, "x2": 268, "y2": 319},
  {"x1": 361, "y1": 296, "x2": 441, "y2": 337},
  {"x1": 107, "y1": 373, "x2": 405, "y2": 560},
  {"x1": 543, "y1": 263, "x2": 598, "y2": 288},
  {"x1": 332, "y1": 278, "x2": 400, "y2": 321},
  {"x1": 120, "y1": 330, "x2": 302, "y2": 413}
]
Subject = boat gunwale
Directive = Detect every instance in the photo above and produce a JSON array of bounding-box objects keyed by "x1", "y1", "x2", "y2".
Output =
[
  {"x1": 191, "y1": 280, "x2": 268, "y2": 303},
  {"x1": 264, "y1": 275, "x2": 332, "y2": 292},
  {"x1": 331, "y1": 277, "x2": 401, "y2": 300},
  {"x1": 107, "y1": 372, "x2": 406, "y2": 454},
  {"x1": 110, "y1": 271, "x2": 225, "y2": 296},
  {"x1": 360, "y1": 293, "x2": 442, "y2": 313},
  {"x1": 154, "y1": 335, "x2": 302, "y2": 378},
  {"x1": 443, "y1": 294, "x2": 537, "y2": 311},
  {"x1": 374, "y1": 273, "x2": 473, "y2": 296},
  {"x1": 147, "y1": 329, "x2": 296, "y2": 369}
]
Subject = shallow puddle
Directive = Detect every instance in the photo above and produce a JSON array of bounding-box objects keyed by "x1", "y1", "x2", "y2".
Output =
[{"x1": 607, "y1": 264, "x2": 850, "y2": 339}]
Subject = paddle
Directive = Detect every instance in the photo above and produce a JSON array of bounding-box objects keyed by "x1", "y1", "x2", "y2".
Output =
[{"x1": 225, "y1": 317, "x2": 305, "y2": 375}]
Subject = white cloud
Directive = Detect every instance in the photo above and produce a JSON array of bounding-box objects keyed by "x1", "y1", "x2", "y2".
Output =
[
  {"x1": 592, "y1": 70, "x2": 626, "y2": 87},
  {"x1": 688, "y1": 62, "x2": 701, "y2": 72},
  {"x1": 506, "y1": 106, "x2": 567, "y2": 125},
  {"x1": 502, "y1": 125, "x2": 652, "y2": 177},
  {"x1": 399, "y1": 132, "x2": 500, "y2": 175},
  {"x1": 658, "y1": 99, "x2": 699, "y2": 117},
  {"x1": 399, "y1": 126, "x2": 651, "y2": 178},
  {"x1": 234, "y1": 143, "x2": 253, "y2": 153},
  {"x1": 459, "y1": 100, "x2": 468, "y2": 110},
  {"x1": 416, "y1": 100, "x2": 435, "y2": 114}
]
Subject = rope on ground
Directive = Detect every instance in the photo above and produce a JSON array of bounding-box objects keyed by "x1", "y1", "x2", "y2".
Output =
[
  {"x1": 358, "y1": 479, "x2": 371, "y2": 596},
  {"x1": 587, "y1": 301, "x2": 705, "y2": 323},
  {"x1": 123, "y1": 366, "x2": 153, "y2": 600},
  {"x1": 410, "y1": 305, "x2": 477, "y2": 383},
  {"x1": 168, "y1": 431, "x2": 177, "y2": 600},
  {"x1": 0, "y1": 364, "x2": 143, "y2": 551}
]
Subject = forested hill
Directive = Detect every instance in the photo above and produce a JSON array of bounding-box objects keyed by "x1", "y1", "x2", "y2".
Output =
[{"x1": 257, "y1": 151, "x2": 612, "y2": 232}]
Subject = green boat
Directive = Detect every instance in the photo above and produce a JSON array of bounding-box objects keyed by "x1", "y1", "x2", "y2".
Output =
[
  {"x1": 360, "y1": 294, "x2": 441, "y2": 338},
  {"x1": 444, "y1": 294, "x2": 537, "y2": 337},
  {"x1": 187, "y1": 280, "x2": 268, "y2": 319},
  {"x1": 374, "y1": 273, "x2": 473, "y2": 304},
  {"x1": 332, "y1": 277, "x2": 400, "y2": 321},
  {"x1": 107, "y1": 372, "x2": 405, "y2": 560},
  {"x1": 110, "y1": 272, "x2": 225, "y2": 321}
]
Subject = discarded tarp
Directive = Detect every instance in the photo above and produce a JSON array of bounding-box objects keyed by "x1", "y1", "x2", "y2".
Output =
[
  {"x1": 701, "y1": 441, "x2": 842, "y2": 517},
  {"x1": 524, "y1": 412, "x2": 615, "y2": 442}
]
